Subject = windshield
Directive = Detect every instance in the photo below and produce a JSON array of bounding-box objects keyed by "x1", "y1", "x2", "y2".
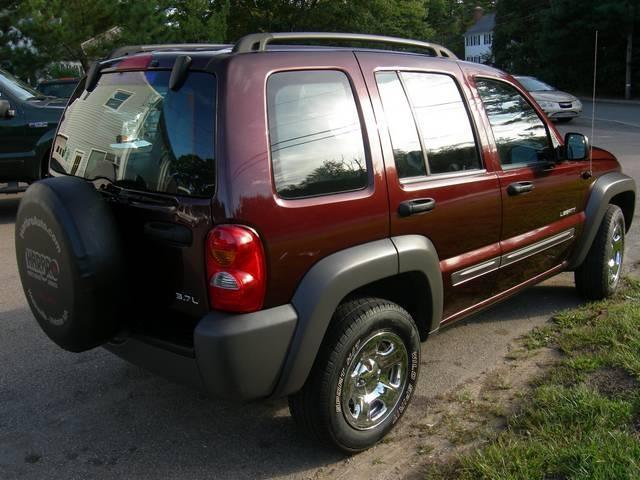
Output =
[
  {"x1": 37, "y1": 81, "x2": 78, "y2": 99},
  {"x1": 51, "y1": 70, "x2": 216, "y2": 197},
  {"x1": 516, "y1": 76, "x2": 555, "y2": 92},
  {"x1": 0, "y1": 68, "x2": 42, "y2": 100}
]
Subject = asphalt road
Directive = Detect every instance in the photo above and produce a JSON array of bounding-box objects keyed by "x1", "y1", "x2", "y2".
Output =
[{"x1": 1, "y1": 102, "x2": 639, "y2": 480}]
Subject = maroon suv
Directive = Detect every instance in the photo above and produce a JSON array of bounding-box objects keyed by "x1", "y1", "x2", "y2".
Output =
[{"x1": 15, "y1": 33, "x2": 636, "y2": 452}]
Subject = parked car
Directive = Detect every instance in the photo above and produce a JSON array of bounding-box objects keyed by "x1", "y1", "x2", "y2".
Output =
[
  {"x1": 0, "y1": 68, "x2": 65, "y2": 187},
  {"x1": 515, "y1": 75, "x2": 582, "y2": 122},
  {"x1": 36, "y1": 77, "x2": 80, "y2": 100},
  {"x1": 15, "y1": 33, "x2": 635, "y2": 452}
]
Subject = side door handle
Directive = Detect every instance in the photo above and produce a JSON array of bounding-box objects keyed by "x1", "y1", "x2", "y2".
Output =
[
  {"x1": 398, "y1": 198, "x2": 436, "y2": 217},
  {"x1": 507, "y1": 181, "x2": 535, "y2": 196}
]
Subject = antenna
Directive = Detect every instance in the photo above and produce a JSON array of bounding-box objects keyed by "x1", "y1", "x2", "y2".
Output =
[{"x1": 589, "y1": 30, "x2": 598, "y2": 176}]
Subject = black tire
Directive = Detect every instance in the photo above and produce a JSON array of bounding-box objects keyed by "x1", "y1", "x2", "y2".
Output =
[
  {"x1": 575, "y1": 204, "x2": 625, "y2": 300},
  {"x1": 556, "y1": 117, "x2": 573, "y2": 123},
  {"x1": 15, "y1": 176, "x2": 127, "y2": 352},
  {"x1": 288, "y1": 297, "x2": 420, "y2": 453}
]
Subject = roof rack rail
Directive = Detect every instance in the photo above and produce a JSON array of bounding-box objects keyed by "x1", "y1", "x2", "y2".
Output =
[
  {"x1": 107, "y1": 43, "x2": 231, "y2": 59},
  {"x1": 233, "y1": 32, "x2": 457, "y2": 59}
]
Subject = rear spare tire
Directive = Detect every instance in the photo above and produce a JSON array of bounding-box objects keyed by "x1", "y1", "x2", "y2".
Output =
[{"x1": 15, "y1": 176, "x2": 126, "y2": 352}]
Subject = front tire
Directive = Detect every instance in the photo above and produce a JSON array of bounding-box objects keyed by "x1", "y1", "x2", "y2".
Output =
[
  {"x1": 575, "y1": 204, "x2": 625, "y2": 300},
  {"x1": 288, "y1": 297, "x2": 420, "y2": 452}
]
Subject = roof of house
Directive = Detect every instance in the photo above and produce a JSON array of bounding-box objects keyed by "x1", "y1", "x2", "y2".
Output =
[{"x1": 465, "y1": 13, "x2": 496, "y2": 35}]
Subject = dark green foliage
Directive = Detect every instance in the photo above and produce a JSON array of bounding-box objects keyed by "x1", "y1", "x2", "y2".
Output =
[
  {"x1": 2, "y1": 0, "x2": 496, "y2": 82},
  {"x1": 493, "y1": 0, "x2": 639, "y2": 97}
]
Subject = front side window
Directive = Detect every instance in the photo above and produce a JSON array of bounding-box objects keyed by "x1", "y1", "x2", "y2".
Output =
[
  {"x1": 401, "y1": 72, "x2": 481, "y2": 174},
  {"x1": 52, "y1": 70, "x2": 216, "y2": 197},
  {"x1": 267, "y1": 70, "x2": 368, "y2": 199},
  {"x1": 475, "y1": 78, "x2": 552, "y2": 168}
]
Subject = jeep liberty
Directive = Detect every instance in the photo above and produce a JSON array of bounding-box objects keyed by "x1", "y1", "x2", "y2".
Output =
[{"x1": 15, "y1": 33, "x2": 636, "y2": 452}]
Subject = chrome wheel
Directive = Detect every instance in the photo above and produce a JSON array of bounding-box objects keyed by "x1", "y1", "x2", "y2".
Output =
[
  {"x1": 342, "y1": 331, "x2": 408, "y2": 430},
  {"x1": 608, "y1": 222, "x2": 624, "y2": 287}
]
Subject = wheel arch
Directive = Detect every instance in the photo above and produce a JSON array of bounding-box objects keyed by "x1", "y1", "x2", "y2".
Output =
[
  {"x1": 30, "y1": 129, "x2": 55, "y2": 181},
  {"x1": 568, "y1": 172, "x2": 636, "y2": 270},
  {"x1": 272, "y1": 235, "x2": 443, "y2": 397}
]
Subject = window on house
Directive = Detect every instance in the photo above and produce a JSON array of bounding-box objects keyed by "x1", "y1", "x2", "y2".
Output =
[{"x1": 104, "y1": 90, "x2": 132, "y2": 110}]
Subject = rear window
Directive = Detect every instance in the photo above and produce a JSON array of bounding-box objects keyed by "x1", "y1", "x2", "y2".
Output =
[{"x1": 51, "y1": 70, "x2": 216, "y2": 197}]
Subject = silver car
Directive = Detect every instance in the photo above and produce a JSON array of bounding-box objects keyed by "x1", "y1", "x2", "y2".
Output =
[{"x1": 515, "y1": 75, "x2": 582, "y2": 122}]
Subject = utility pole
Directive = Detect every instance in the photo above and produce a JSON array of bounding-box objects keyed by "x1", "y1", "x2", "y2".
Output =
[{"x1": 625, "y1": 3, "x2": 634, "y2": 100}]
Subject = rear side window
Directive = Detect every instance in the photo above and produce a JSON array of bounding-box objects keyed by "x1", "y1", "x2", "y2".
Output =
[
  {"x1": 267, "y1": 70, "x2": 368, "y2": 199},
  {"x1": 401, "y1": 72, "x2": 481, "y2": 174},
  {"x1": 375, "y1": 71, "x2": 426, "y2": 178},
  {"x1": 52, "y1": 70, "x2": 216, "y2": 197},
  {"x1": 475, "y1": 78, "x2": 552, "y2": 168}
]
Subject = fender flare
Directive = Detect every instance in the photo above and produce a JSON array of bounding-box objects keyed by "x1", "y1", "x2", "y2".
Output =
[
  {"x1": 272, "y1": 235, "x2": 443, "y2": 397},
  {"x1": 29, "y1": 128, "x2": 56, "y2": 181},
  {"x1": 568, "y1": 172, "x2": 636, "y2": 270}
]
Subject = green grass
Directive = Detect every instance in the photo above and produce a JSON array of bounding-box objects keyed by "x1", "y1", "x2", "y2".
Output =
[{"x1": 452, "y1": 279, "x2": 640, "y2": 480}]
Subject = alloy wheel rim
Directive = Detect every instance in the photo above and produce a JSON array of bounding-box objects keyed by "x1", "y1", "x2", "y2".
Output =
[
  {"x1": 341, "y1": 331, "x2": 408, "y2": 430},
  {"x1": 608, "y1": 222, "x2": 624, "y2": 287}
]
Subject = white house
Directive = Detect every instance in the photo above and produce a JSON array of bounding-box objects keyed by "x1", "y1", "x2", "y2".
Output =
[{"x1": 464, "y1": 7, "x2": 496, "y2": 64}]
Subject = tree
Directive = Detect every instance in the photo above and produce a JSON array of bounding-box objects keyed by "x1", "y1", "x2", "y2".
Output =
[
  {"x1": 493, "y1": 0, "x2": 639, "y2": 98},
  {"x1": 165, "y1": 0, "x2": 229, "y2": 43},
  {"x1": 227, "y1": 0, "x2": 435, "y2": 44},
  {"x1": 15, "y1": 0, "x2": 123, "y2": 72}
]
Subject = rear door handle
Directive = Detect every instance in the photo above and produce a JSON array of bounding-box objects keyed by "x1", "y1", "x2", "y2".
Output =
[
  {"x1": 507, "y1": 181, "x2": 535, "y2": 196},
  {"x1": 398, "y1": 198, "x2": 436, "y2": 217}
]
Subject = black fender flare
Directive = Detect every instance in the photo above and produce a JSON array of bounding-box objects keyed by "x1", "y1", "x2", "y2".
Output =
[
  {"x1": 30, "y1": 128, "x2": 56, "y2": 181},
  {"x1": 272, "y1": 235, "x2": 443, "y2": 397},
  {"x1": 568, "y1": 172, "x2": 636, "y2": 270}
]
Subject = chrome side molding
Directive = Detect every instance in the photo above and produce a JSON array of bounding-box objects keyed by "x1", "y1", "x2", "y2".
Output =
[{"x1": 451, "y1": 228, "x2": 576, "y2": 287}]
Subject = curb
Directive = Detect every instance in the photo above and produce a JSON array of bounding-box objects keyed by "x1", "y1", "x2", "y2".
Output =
[{"x1": 578, "y1": 96, "x2": 640, "y2": 106}]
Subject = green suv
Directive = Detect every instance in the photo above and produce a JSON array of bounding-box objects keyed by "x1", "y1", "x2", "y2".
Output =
[{"x1": 0, "y1": 68, "x2": 66, "y2": 189}]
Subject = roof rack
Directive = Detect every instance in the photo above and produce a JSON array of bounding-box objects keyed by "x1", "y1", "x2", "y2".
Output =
[
  {"x1": 107, "y1": 43, "x2": 231, "y2": 59},
  {"x1": 233, "y1": 32, "x2": 457, "y2": 59}
]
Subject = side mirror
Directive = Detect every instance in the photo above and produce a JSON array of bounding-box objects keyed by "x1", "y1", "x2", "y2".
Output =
[
  {"x1": 0, "y1": 99, "x2": 15, "y2": 119},
  {"x1": 564, "y1": 132, "x2": 590, "y2": 161}
]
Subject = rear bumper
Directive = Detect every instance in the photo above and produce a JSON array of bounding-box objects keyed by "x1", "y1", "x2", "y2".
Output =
[{"x1": 105, "y1": 304, "x2": 298, "y2": 400}]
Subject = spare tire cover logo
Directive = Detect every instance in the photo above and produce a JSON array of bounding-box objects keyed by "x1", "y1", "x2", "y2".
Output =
[
  {"x1": 19, "y1": 215, "x2": 69, "y2": 327},
  {"x1": 19, "y1": 216, "x2": 62, "y2": 289},
  {"x1": 25, "y1": 248, "x2": 60, "y2": 288}
]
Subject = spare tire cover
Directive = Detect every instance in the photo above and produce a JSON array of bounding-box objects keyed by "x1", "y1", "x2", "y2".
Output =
[{"x1": 15, "y1": 176, "x2": 126, "y2": 352}]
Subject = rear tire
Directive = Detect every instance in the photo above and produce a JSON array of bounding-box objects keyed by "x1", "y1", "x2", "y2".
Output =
[
  {"x1": 288, "y1": 297, "x2": 420, "y2": 453},
  {"x1": 575, "y1": 204, "x2": 625, "y2": 300}
]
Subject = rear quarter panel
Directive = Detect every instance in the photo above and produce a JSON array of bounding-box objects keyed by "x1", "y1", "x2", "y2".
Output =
[{"x1": 216, "y1": 52, "x2": 389, "y2": 307}]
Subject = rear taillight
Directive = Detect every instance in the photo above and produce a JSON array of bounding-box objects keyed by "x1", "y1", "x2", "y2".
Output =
[{"x1": 205, "y1": 225, "x2": 266, "y2": 313}]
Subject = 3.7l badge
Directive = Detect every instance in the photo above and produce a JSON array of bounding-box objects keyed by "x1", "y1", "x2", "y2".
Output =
[{"x1": 175, "y1": 292, "x2": 199, "y2": 305}]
